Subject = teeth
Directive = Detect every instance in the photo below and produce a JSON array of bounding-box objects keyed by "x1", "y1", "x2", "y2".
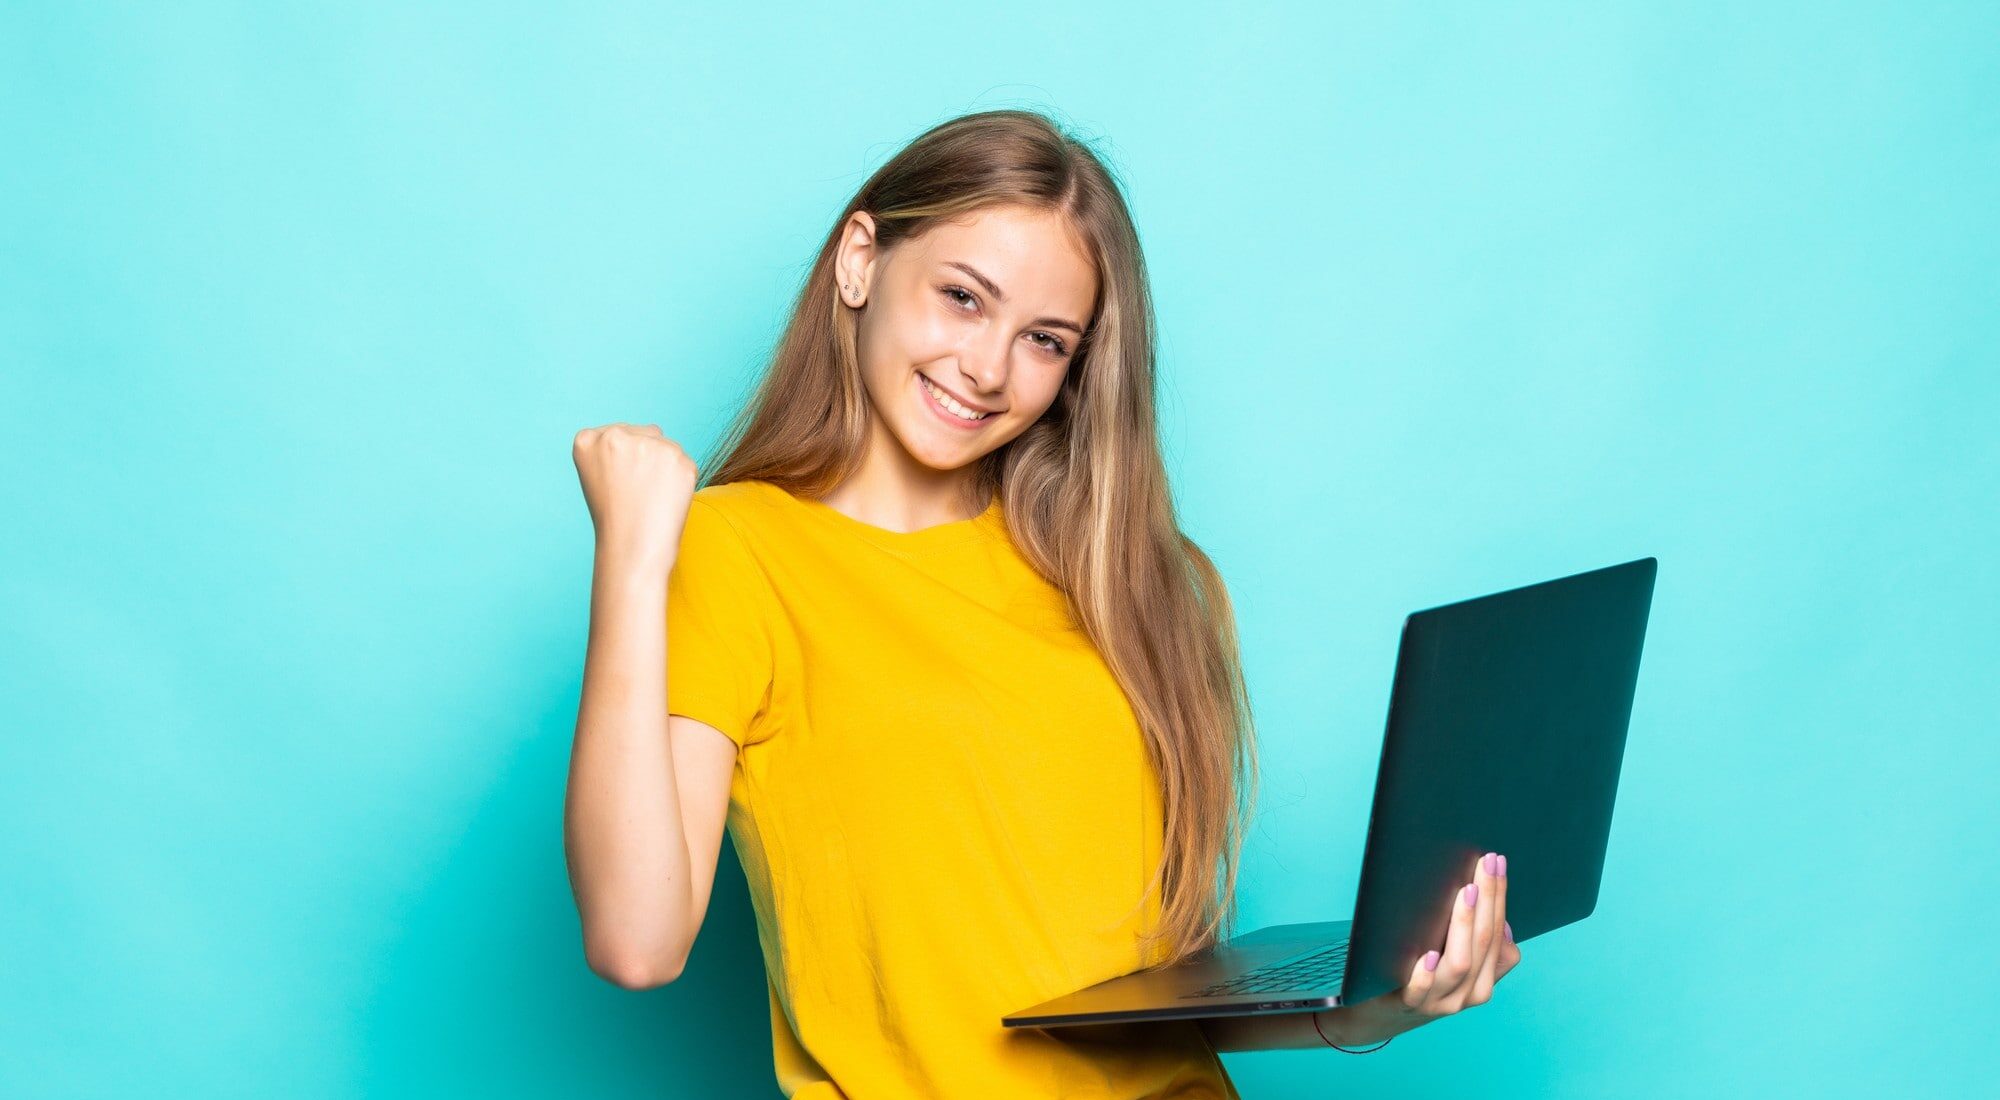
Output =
[{"x1": 921, "y1": 375, "x2": 991, "y2": 421}]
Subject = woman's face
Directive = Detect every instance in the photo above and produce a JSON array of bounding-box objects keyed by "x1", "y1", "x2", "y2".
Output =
[{"x1": 837, "y1": 203, "x2": 1099, "y2": 473}]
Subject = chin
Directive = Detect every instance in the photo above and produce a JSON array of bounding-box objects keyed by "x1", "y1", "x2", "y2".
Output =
[
  {"x1": 906, "y1": 443, "x2": 984, "y2": 473},
  {"x1": 890, "y1": 424, "x2": 993, "y2": 472}
]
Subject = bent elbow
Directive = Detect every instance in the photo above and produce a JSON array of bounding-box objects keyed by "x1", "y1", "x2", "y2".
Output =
[{"x1": 586, "y1": 941, "x2": 686, "y2": 991}]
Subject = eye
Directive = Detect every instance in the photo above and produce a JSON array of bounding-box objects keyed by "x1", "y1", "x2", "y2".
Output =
[{"x1": 940, "y1": 285, "x2": 1070, "y2": 357}]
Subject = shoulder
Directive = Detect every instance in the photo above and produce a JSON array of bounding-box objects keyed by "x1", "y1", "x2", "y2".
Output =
[
  {"x1": 672, "y1": 484, "x2": 783, "y2": 607},
  {"x1": 691, "y1": 479, "x2": 768, "y2": 512},
  {"x1": 680, "y1": 480, "x2": 792, "y2": 568},
  {"x1": 688, "y1": 480, "x2": 778, "y2": 534}
]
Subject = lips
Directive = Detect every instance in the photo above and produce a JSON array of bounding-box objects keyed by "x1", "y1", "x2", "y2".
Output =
[
  {"x1": 919, "y1": 373, "x2": 999, "y2": 415},
  {"x1": 916, "y1": 373, "x2": 997, "y2": 429}
]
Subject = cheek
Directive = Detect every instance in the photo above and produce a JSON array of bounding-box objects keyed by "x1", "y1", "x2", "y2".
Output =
[
  {"x1": 853, "y1": 319, "x2": 906, "y2": 405},
  {"x1": 900, "y1": 304, "x2": 960, "y2": 360},
  {"x1": 858, "y1": 303, "x2": 955, "y2": 379},
  {"x1": 1016, "y1": 364, "x2": 1071, "y2": 418}
]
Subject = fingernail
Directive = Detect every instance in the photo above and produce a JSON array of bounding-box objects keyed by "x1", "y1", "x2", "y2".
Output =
[
  {"x1": 1482, "y1": 852, "x2": 1497, "y2": 875},
  {"x1": 1463, "y1": 882, "x2": 1479, "y2": 907},
  {"x1": 1497, "y1": 853, "x2": 1507, "y2": 877},
  {"x1": 1504, "y1": 920, "x2": 1514, "y2": 943},
  {"x1": 1423, "y1": 950, "x2": 1440, "y2": 971}
]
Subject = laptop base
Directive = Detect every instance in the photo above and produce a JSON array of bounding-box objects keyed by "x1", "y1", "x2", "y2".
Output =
[{"x1": 1000, "y1": 920, "x2": 1351, "y2": 1029}]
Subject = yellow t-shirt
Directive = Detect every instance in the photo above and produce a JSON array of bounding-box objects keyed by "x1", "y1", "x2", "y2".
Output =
[{"x1": 666, "y1": 479, "x2": 1238, "y2": 1099}]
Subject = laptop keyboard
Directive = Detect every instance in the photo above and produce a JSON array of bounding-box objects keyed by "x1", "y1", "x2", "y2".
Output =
[{"x1": 1183, "y1": 940, "x2": 1349, "y2": 999}]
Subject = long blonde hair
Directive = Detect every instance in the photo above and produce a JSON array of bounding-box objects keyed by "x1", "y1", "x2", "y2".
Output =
[{"x1": 702, "y1": 108, "x2": 1260, "y2": 967}]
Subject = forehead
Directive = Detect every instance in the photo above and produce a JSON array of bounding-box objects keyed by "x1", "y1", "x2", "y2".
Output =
[{"x1": 901, "y1": 204, "x2": 1098, "y2": 313}]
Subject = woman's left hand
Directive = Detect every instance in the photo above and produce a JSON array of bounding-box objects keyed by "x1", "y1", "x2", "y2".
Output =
[{"x1": 1316, "y1": 850, "x2": 1523, "y2": 1046}]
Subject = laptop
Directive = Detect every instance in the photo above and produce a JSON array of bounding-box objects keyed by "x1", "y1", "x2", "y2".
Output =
[{"x1": 1001, "y1": 556, "x2": 1658, "y2": 1029}]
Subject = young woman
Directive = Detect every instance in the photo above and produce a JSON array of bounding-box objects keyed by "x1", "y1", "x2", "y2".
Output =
[{"x1": 566, "y1": 109, "x2": 1521, "y2": 1098}]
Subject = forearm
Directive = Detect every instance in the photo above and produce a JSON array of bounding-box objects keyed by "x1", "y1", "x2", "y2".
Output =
[
  {"x1": 564, "y1": 556, "x2": 692, "y2": 983},
  {"x1": 1198, "y1": 992, "x2": 1424, "y2": 1053},
  {"x1": 1197, "y1": 1009, "x2": 1327, "y2": 1052}
]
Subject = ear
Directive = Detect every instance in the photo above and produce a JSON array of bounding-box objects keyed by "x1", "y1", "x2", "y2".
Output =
[{"x1": 835, "y1": 211, "x2": 880, "y2": 306}]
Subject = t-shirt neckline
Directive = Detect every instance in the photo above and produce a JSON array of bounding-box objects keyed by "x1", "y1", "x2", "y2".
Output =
[{"x1": 764, "y1": 481, "x2": 1004, "y2": 552}]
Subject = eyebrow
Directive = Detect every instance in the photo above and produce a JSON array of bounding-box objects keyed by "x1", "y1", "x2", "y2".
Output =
[{"x1": 943, "y1": 260, "x2": 1087, "y2": 336}]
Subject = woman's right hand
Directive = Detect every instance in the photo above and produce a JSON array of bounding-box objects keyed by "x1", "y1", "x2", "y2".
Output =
[{"x1": 571, "y1": 422, "x2": 700, "y2": 577}]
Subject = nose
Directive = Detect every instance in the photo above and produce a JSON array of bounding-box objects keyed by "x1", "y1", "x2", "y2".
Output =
[{"x1": 956, "y1": 326, "x2": 1011, "y2": 397}]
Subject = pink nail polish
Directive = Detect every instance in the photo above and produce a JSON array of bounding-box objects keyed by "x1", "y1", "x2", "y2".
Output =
[
  {"x1": 1504, "y1": 920, "x2": 1514, "y2": 943},
  {"x1": 1482, "y1": 852, "x2": 1496, "y2": 875},
  {"x1": 1463, "y1": 882, "x2": 1479, "y2": 907},
  {"x1": 1497, "y1": 853, "x2": 1507, "y2": 877},
  {"x1": 1423, "y1": 950, "x2": 1440, "y2": 971}
]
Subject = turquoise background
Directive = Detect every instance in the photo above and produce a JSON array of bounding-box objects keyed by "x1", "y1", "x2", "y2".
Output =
[{"x1": 3, "y1": 3, "x2": 1993, "y2": 1096}]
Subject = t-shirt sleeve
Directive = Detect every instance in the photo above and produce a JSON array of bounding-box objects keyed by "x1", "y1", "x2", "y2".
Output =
[{"x1": 665, "y1": 497, "x2": 778, "y2": 748}]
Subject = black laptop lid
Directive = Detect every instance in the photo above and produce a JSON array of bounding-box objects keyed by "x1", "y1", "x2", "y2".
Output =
[{"x1": 1338, "y1": 557, "x2": 1658, "y2": 1005}]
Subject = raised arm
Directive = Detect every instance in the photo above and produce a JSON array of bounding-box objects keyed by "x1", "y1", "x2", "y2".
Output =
[{"x1": 562, "y1": 423, "x2": 736, "y2": 989}]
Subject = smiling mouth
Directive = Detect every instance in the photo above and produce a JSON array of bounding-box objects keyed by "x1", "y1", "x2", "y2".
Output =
[{"x1": 918, "y1": 373, "x2": 997, "y2": 422}]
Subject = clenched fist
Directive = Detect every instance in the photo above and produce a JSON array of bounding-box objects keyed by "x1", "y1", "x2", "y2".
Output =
[{"x1": 572, "y1": 422, "x2": 700, "y2": 577}]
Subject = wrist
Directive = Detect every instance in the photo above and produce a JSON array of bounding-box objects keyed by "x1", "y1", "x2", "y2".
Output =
[
  {"x1": 1316, "y1": 993, "x2": 1416, "y2": 1048},
  {"x1": 1312, "y1": 1008, "x2": 1368, "y2": 1049},
  {"x1": 595, "y1": 549, "x2": 673, "y2": 593}
]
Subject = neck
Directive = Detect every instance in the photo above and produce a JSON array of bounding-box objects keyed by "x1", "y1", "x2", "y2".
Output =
[{"x1": 818, "y1": 415, "x2": 988, "y2": 534}]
